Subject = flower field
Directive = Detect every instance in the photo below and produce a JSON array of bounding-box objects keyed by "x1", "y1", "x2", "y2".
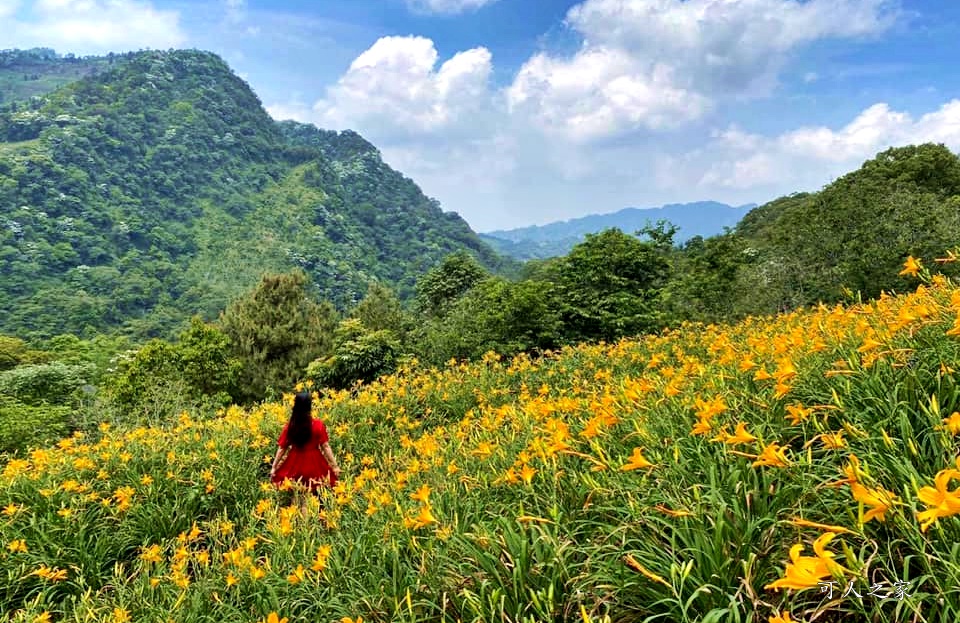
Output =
[{"x1": 4, "y1": 264, "x2": 960, "y2": 622}]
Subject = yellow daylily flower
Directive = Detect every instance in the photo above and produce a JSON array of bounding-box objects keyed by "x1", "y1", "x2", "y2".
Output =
[
  {"x1": 941, "y1": 412, "x2": 960, "y2": 435},
  {"x1": 899, "y1": 255, "x2": 922, "y2": 277},
  {"x1": 764, "y1": 532, "x2": 844, "y2": 591},
  {"x1": 752, "y1": 442, "x2": 790, "y2": 468},
  {"x1": 850, "y1": 482, "x2": 898, "y2": 523},
  {"x1": 620, "y1": 447, "x2": 655, "y2": 471},
  {"x1": 726, "y1": 422, "x2": 757, "y2": 445},
  {"x1": 768, "y1": 611, "x2": 801, "y2": 623},
  {"x1": 916, "y1": 467, "x2": 960, "y2": 532}
]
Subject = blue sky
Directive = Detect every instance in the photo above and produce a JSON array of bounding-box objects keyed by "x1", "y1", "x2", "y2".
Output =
[{"x1": 3, "y1": 0, "x2": 960, "y2": 231}]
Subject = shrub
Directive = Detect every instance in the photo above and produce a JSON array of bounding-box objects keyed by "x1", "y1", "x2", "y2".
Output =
[
  {"x1": 0, "y1": 394, "x2": 71, "y2": 454},
  {"x1": 0, "y1": 360, "x2": 96, "y2": 406}
]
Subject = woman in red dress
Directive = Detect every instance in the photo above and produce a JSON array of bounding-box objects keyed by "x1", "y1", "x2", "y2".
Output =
[{"x1": 269, "y1": 392, "x2": 341, "y2": 510}]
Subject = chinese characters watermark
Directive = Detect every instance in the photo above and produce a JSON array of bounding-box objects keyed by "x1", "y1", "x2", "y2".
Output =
[{"x1": 818, "y1": 580, "x2": 912, "y2": 602}]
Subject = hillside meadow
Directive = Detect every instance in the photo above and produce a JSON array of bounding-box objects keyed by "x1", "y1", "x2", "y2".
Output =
[{"x1": 3, "y1": 258, "x2": 960, "y2": 623}]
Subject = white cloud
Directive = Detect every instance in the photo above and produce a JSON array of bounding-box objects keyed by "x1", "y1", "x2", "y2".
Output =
[
  {"x1": 405, "y1": 0, "x2": 499, "y2": 15},
  {"x1": 507, "y1": 0, "x2": 896, "y2": 142},
  {"x1": 265, "y1": 99, "x2": 314, "y2": 124},
  {"x1": 263, "y1": 0, "x2": 915, "y2": 231},
  {"x1": 508, "y1": 47, "x2": 709, "y2": 142},
  {"x1": 5, "y1": 0, "x2": 186, "y2": 54},
  {"x1": 698, "y1": 100, "x2": 960, "y2": 190},
  {"x1": 566, "y1": 0, "x2": 895, "y2": 92},
  {"x1": 312, "y1": 36, "x2": 495, "y2": 140}
]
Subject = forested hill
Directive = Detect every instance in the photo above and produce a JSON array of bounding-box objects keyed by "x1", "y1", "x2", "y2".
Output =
[
  {"x1": 0, "y1": 49, "x2": 506, "y2": 340},
  {"x1": 481, "y1": 201, "x2": 754, "y2": 260},
  {"x1": 0, "y1": 48, "x2": 114, "y2": 105}
]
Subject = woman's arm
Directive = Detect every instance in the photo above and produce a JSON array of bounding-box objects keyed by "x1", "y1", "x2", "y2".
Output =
[
  {"x1": 321, "y1": 442, "x2": 340, "y2": 477},
  {"x1": 270, "y1": 446, "x2": 287, "y2": 478}
]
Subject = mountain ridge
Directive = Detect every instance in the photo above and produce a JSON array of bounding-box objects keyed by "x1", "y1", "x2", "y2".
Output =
[
  {"x1": 0, "y1": 48, "x2": 507, "y2": 339},
  {"x1": 480, "y1": 201, "x2": 756, "y2": 260}
]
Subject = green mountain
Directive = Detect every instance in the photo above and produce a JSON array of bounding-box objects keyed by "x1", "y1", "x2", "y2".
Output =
[
  {"x1": 0, "y1": 48, "x2": 115, "y2": 106},
  {"x1": 480, "y1": 201, "x2": 754, "y2": 260},
  {"x1": 670, "y1": 143, "x2": 960, "y2": 321},
  {"x1": 0, "y1": 49, "x2": 507, "y2": 340}
]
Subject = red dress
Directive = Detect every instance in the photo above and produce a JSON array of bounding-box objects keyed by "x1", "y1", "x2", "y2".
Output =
[{"x1": 271, "y1": 419, "x2": 336, "y2": 491}]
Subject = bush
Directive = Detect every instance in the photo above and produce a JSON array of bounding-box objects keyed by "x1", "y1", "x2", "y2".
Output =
[
  {"x1": 306, "y1": 319, "x2": 400, "y2": 389},
  {"x1": 0, "y1": 394, "x2": 71, "y2": 454},
  {"x1": 105, "y1": 317, "x2": 242, "y2": 421},
  {"x1": 0, "y1": 360, "x2": 96, "y2": 406}
]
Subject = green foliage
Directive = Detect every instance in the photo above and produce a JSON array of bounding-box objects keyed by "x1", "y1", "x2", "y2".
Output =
[
  {"x1": 177, "y1": 317, "x2": 244, "y2": 400},
  {"x1": 306, "y1": 319, "x2": 401, "y2": 390},
  {"x1": 0, "y1": 360, "x2": 95, "y2": 406},
  {"x1": 667, "y1": 234, "x2": 749, "y2": 323},
  {"x1": 106, "y1": 340, "x2": 188, "y2": 420},
  {"x1": 415, "y1": 251, "x2": 489, "y2": 317},
  {"x1": 106, "y1": 317, "x2": 242, "y2": 419},
  {"x1": 219, "y1": 271, "x2": 337, "y2": 401},
  {"x1": 0, "y1": 49, "x2": 508, "y2": 340},
  {"x1": 0, "y1": 394, "x2": 72, "y2": 454},
  {"x1": 414, "y1": 277, "x2": 563, "y2": 365},
  {"x1": 725, "y1": 144, "x2": 960, "y2": 316},
  {"x1": 351, "y1": 282, "x2": 409, "y2": 338},
  {"x1": 0, "y1": 335, "x2": 48, "y2": 370},
  {"x1": 36, "y1": 333, "x2": 132, "y2": 378},
  {"x1": 554, "y1": 225, "x2": 675, "y2": 342}
]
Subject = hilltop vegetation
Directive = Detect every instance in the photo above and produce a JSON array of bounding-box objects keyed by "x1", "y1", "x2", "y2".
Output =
[
  {"x1": 0, "y1": 48, "x2": 114, "y2": 106},
  {"x1": 0, "y1": 49, "x2": 505, "y2": 340}
]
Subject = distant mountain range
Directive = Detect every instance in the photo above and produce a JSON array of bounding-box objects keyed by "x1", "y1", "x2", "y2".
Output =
[{"x1": 479, "y1": 201, "x2": 757, "y2": 260}]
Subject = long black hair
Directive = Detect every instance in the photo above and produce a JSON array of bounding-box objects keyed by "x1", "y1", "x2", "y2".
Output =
[{"x1": 287, "y1": 391, "x2": 313, "y2": 448}]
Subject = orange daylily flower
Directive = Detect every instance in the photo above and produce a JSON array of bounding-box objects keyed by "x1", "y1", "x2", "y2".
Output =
[
  {"x1": 752, "y1": 442, "x2": 790, "y2": 468},
  {"x1": 620, "y1": 447, "x2": 655, "y2": 471},
  {"x1": 410, "y1": 484, "x2": 431, "y2": 504},
  {"x1": 899, "y1": 255, "x2": 922, "y2": 277},
  {"x1": 710, "y1": 427, "x2": 731, "y2": 443},
  {"x1": 726, "y1": 422, "x2": 757, "y2": 445},
  {"x1": 769, "y1": 611, "x2": 801, "y2": 623},
  {"x1": 623, "y1": 553, "x2": 669, "y2": 586},
  {"x1": 850, "y1": 482, "x2": 898, "y2": 523},
  {"x1": 654, "y1": 504, "x2": 694, "y2": 518},
  {"x1": 784, "y1": 404, "x2": 813, "y2": 425},
  {"x1": 764, "y1": 532, "x2": 845, "y2": 591},
  {"x1": 691, "y1": 418, "x2": 713, "y2": 436},
  {"x1": 916, "y1": 467, "x2": 960, "y2": 532},
  {"x1": 818, "y1": 431, "x2": 846, "y2": 450},
  {"x1": 941, "y1": 412, "x2": 960, "y2": 435},
  {"x1": 519, "y1": 463, "x2": 537, "y2": 485}
]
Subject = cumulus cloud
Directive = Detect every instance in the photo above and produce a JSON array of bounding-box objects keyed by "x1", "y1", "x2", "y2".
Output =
[
  {"x1": 405, "y1": 0, "x2": 500, "y2": 15},
  {"x1": 5, "y1": 0, "x2": 186, "y2": 54},
  {"x1": 265, "y1": 0, "x2": 915, "y2": 230},
  {"x1": 508, "y1": 48, "x2": 709, "y2": 142},
  {"x1": 508, "y1": 0, "x2": 897, "y2": 142},
  {"x1": 312, "y1": 36, "x2": 495, "y2": 140},
  {"x1": 698, "y1": 100, "x2": 960, "y2": 190}
]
